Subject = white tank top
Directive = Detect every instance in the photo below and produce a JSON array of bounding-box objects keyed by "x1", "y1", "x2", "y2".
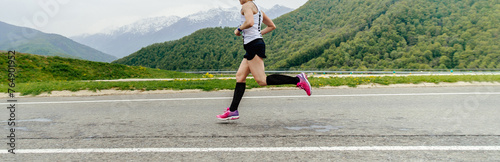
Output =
[{"x1": 240, "y1": 1, "x2": 263, "y2": 45}]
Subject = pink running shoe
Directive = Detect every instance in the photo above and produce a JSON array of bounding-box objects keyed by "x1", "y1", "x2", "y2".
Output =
[
  {"x1": 296, "y1": 72, "x2": 312, "y2": 96},
  {"x1": 216, "y1": 108, "x2": 239, "y2": 120}
]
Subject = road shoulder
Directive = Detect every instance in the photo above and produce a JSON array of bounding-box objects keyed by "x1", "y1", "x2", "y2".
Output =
[{"x1": 3, "y1": 81, "x2": 499, "y2": 98}]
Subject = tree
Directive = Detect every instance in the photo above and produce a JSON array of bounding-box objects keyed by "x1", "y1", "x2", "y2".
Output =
[{"x1": 439, "y1": 56, "x2": 452, "y2": 69}]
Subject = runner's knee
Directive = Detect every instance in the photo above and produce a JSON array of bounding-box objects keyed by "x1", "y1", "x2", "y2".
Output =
[
  {"x1": 236, "y1": 72, "x2": 247, "y2": 82},
  {"x1": 255, "y1": 78, "x2": 267, "y2": 86}
]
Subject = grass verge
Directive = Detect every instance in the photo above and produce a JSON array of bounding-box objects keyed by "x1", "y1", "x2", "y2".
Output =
[
  {"x1": 1, "y1": 75, "x2": 498, "y2": 96},
  {"x1": 0, "y1": 52, "x2": 204, "y2": 83},
  {"x1": 310, "y1": 74, "x2": 500, "y2": 88}
]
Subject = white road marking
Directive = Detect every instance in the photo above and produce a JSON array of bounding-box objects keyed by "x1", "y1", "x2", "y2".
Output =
[
  {"x1": 2, "y1": 146, "x2": 500, "y2": 154},
  {"x1": 1, "y1": 92, "x2": 499, "y2": 105}
]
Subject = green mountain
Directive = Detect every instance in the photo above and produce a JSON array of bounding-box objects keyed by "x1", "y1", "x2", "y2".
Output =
[
  {"x1": 0, "y1": 21, "x2": 117, "y2": 62},
  {"x1": 113, "y1": 0, "x2": 500, "y2": 70},
  {"x1": 0, "y1": 51, "x2": 198, "y2": 84}
]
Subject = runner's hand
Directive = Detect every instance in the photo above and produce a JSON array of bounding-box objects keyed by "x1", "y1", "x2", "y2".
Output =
[{"x1": 234, "y1": 29, "x2": 241, "y2": 36}]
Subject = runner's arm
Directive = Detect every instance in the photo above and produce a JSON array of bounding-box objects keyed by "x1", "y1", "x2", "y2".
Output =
[{"x1": 261, "y1": 11, "x2": 276, "y2": 36}]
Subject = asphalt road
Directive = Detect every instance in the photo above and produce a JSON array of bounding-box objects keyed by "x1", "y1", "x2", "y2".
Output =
[{"x1": 1, "y1": 86, "x2": 500, "y2": 161}]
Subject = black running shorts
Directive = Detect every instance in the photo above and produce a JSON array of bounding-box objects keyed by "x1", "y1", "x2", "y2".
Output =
[{"x1": 243, "y1": 38, "x2": 266, "y2": 60}]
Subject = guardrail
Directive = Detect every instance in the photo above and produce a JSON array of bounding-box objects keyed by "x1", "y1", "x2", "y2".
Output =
[{"x1": 181, "y1": 70, "x2": 500, "y2": 75}]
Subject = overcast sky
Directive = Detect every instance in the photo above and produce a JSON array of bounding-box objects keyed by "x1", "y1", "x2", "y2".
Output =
[{"x1": 0, "y1": 0, "x2": 308, "y2": 37}]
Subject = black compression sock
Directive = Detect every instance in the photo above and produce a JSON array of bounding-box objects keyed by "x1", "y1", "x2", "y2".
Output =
[
  {"x1": 266, "y1": 74, "x2": 300, "y2": 85},
  {"x1": 229, "y1": 82, "x2": 246, "y2": 112}
]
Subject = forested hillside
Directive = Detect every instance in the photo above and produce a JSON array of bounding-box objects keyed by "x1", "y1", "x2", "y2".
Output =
[
  {"x1": 114, "y1": 0, "x2": 499, "y2": 70},
  {"x1": 301, "y1": 0, "x2": 500, "y2": 70}
]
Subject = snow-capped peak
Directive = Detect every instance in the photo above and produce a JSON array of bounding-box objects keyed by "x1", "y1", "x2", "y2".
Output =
[
  {"x1": 104, "y1": 16, "x2": 181, "y2": 35},
  {"x1": 187, "y1": 7, "x2": 239, "y2": 23}
]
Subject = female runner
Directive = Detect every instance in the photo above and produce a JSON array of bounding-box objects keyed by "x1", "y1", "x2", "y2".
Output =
[{"x1": 217, "y1": 0, "x2": 311, "y2": 120}]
